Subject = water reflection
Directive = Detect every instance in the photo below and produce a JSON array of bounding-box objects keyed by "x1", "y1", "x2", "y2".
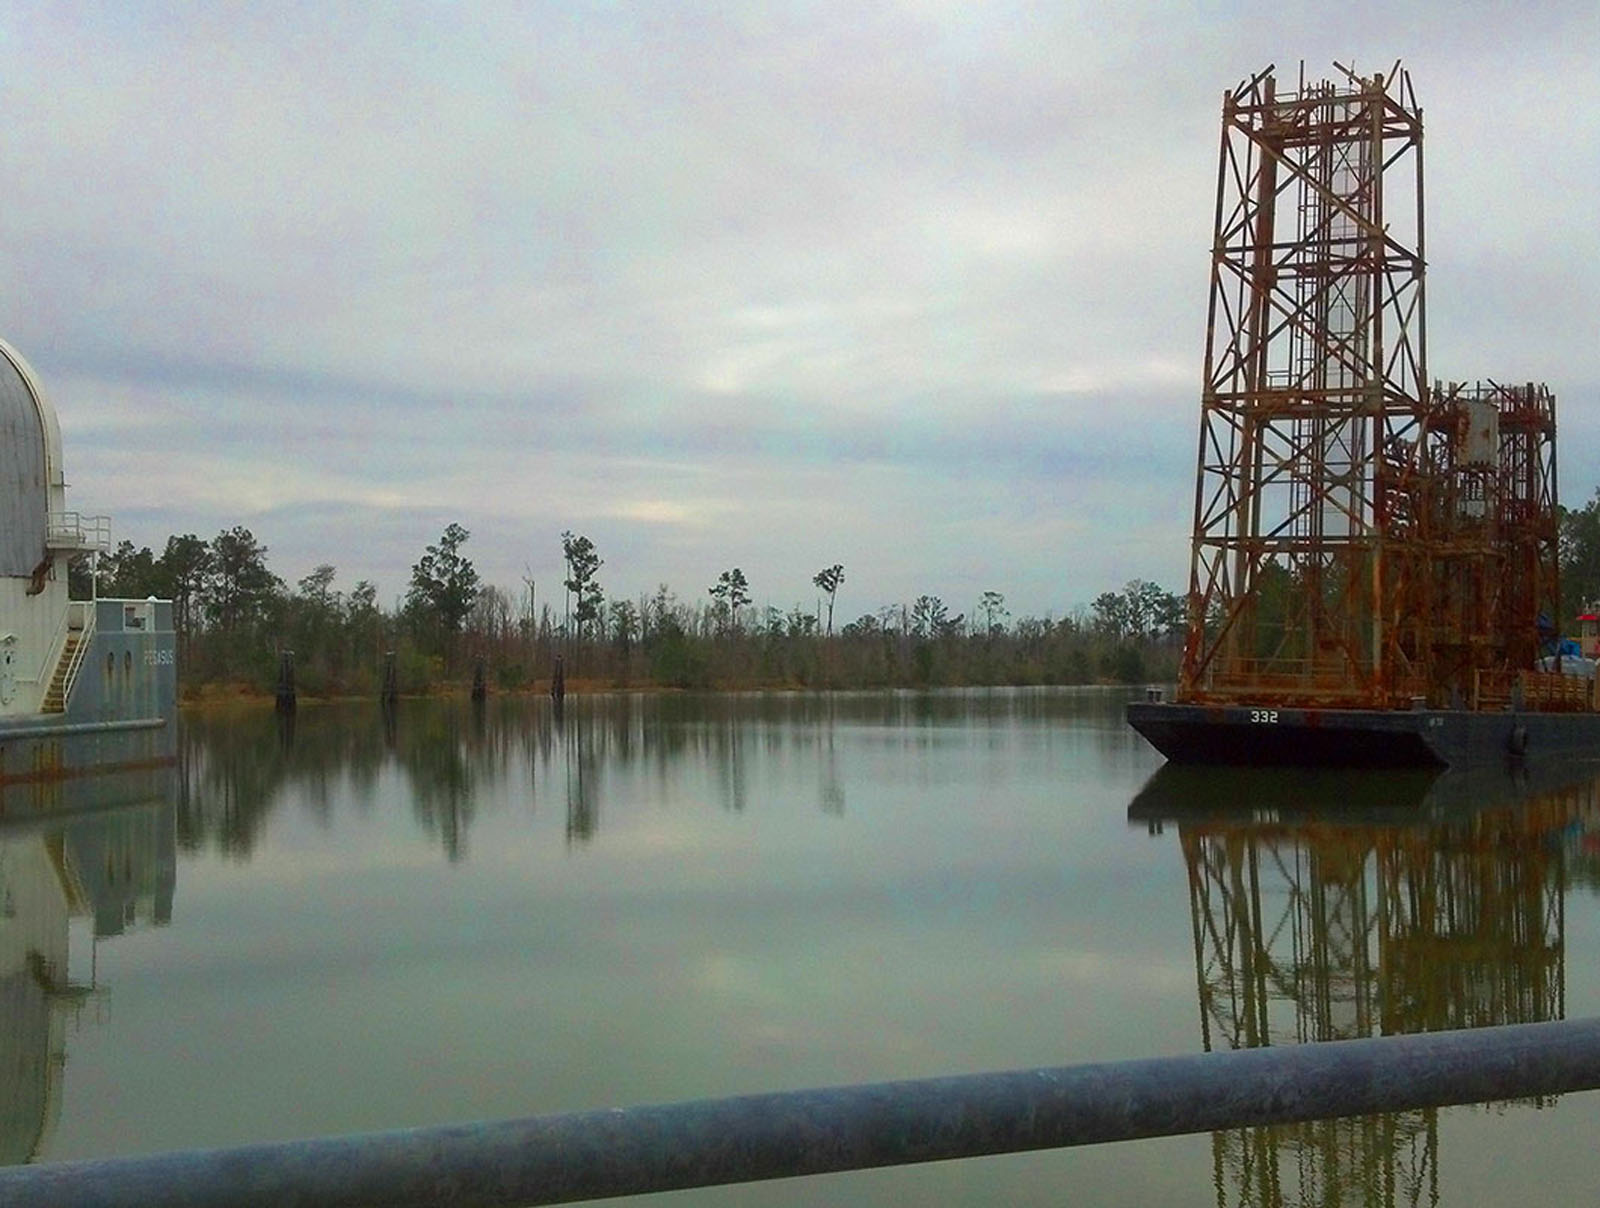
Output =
[
  {"x1": 1130, "y1": 764, "x2": 1598, "y2": 1207},
  {"x1": 394, "y1": 705, "x2": 481, "y2": 861},
  {"x1": 177, "y1": 689, "x2": 1110, "y2": 860},
  {"x1": 0, "y1": 770, "x2": 176, "y2": 1164},
  {"x1": 558, "y1": 702, "x2": 599, "y2": 844}
]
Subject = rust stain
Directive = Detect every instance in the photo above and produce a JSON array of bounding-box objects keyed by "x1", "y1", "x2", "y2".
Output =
[{"x1": 0, "y1": 752, "x2": 177, "y2": 787}]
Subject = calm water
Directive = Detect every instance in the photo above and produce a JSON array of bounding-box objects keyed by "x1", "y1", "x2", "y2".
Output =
[{"x1": 6, "y1": 688, "x2": 1600, "y2": 1204}]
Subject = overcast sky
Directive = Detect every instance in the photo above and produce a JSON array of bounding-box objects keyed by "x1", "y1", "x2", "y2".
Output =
[{"x1": 3, "y1": 2, "x2": 1596, "y2": 623}]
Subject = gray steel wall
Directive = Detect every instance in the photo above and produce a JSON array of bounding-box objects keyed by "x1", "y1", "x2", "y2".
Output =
[{"x1": 0, "y1": 354, "x2": 46, "y2": 579}]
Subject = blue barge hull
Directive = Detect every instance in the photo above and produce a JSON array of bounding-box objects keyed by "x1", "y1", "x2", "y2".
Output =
[
  {"x1": 1125, "y1": 699, "x2": 1600, "y2": 769},
  {"x1": 0, "y1": 599, "x2": 176, "y2": 791}
]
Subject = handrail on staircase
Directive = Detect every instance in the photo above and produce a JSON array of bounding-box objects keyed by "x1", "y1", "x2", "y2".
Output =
[{"x1": 54, "y1": 601, "x2": 95, "y2": 711}]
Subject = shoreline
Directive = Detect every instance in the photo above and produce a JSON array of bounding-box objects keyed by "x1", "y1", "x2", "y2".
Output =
[{"x1": 179, "y1": 677, "x2": 1140, "y2": 713}]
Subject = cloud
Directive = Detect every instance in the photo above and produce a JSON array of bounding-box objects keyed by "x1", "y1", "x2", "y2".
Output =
[{"x1": 3, "y1": 2, "x2": 1596, "y2": 615}]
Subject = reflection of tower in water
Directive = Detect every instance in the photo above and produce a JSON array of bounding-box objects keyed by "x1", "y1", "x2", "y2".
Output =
[
  {"x1": 0, "y1": 797, "x2": 176, "y2": 1166},
  {"x1": 1176, "y1": 786, "x2": 1576, "y2": 1207}
]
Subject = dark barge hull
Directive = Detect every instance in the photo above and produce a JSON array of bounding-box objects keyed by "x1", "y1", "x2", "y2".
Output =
[{"x1": 1126, "y1": 699, "x2": 1600, "y2": 769}]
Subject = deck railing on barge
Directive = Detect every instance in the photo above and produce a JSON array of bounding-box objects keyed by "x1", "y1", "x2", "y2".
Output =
[
  {"x1": 1474, "y1": 668, "x2": 1598, "y2": 712},
  {"x1": 1188, "y1": 666, "x2": 1599, "y2": 713}
]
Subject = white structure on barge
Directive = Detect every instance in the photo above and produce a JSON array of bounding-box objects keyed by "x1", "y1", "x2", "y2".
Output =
[{"x1": 0, "y1": 339, "x2": 175, "y2": 791}]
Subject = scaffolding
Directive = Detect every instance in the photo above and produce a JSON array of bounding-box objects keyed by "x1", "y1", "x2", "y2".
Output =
[
  {"x1": 1178, "y1": 62, "x2": 1560, "y2": 710},
  {"x1": 1422, "y1": 380, "x2": 1560, "y2": 705}
]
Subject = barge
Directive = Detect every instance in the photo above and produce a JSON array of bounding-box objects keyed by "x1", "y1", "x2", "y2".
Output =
[
  {"x1": 0, "y1": 338, "x2": 176, "y2": 801},
  {"x1": 1128, "y1": 694, "x2": 1600, "y2": 770},
  {"x1": 1126, "y1": 62, "x2": 1589, "y2": 771}
]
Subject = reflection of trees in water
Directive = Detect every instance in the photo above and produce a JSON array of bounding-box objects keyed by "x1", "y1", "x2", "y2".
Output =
[
  {"x1": 712, "y1": 710, "x2": 746, "y2": 813},
  {"x1": 546, "y1": 688, "x2": 1130, "y2": 835},
  {"x1": 176, "y1": 687, "x2": 1114, "y2": 858},
  {"x1": 181, "y1": 701, "x2": 537, "y2": 859},
  {"x1": 560, "y1": 704, "x2": 598, "y2": 845},
  {"x1": 395, "y1": 698, "x2": 542, "y2": 859},
  {"x1": 820, "y1": 695, "x2": 844, "y2": 816},
  {"x1": 178, "y1": 714, "x2": 291, "y2": 857},
  {"x1": 393, "y1": 705, "x2": 478, "y2": 862},
  {"x1": 182, "y1": 701, "x2": 519, "y2": 860},
  {"x1": 177, "y1": 709, "x2": 390, "y2": 856},
  {"x1": 1159, "y1": 776, "x2": 1590, "y2": 1208},
  {"x1": 543, "y1": 693, "x2": 855, "y2": 839}
]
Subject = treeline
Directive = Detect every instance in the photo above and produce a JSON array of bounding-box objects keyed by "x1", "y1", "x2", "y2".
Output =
[
  {"x1": 81, "y1": 524, "x2": 1184, "y2": 699},
  {"x1": 1560, "y1": 487, "x2": 1600, "y2": 620}
]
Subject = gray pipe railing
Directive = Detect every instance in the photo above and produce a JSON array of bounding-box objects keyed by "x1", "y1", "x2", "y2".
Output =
[{"x1": 7, "y1": 1018, "x2": 1600, "y2": 1208}]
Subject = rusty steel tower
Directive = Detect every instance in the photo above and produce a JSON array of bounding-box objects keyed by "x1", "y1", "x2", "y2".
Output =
[
  {"x1": 1182, "y1": 63, "x2": 1431, "y2": 708},
  {"x1": 1179, "y1": 62, "x2": 1563, "y2": 712}
]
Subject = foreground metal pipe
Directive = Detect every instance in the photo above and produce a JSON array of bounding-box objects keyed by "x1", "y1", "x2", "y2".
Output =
[{"x1": 8, "y1": 1018, "x2": 1600, "y2": 1208}]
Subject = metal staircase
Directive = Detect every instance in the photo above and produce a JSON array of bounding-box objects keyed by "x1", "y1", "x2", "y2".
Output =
[{"x1": 42, "y1": 629, "x2": 83, "y2": 714}]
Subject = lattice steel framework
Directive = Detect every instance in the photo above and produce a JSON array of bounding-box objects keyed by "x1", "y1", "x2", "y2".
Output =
[
  {"x1": 1420, "y1": 381, "x2": 1560, "y2": 699},
  {"x1": 1180, "y1": 63, "x2": 1430, "y2": 707}
]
